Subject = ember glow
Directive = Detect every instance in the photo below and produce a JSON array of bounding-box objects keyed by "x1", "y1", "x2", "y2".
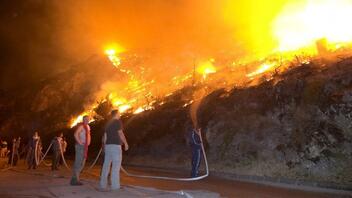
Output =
[
  {"x1": 108, "y1": 93, "x2": 132, "y2": 113},
  {"x1": 197, "y1": 60, "x2": 217, "y2": 80},
  {"x1": 104, "y1": 44, "x2": 125, "y2": 68},
  {"x1": 273, "y1": 0, "x2": 352, "y2": 52},
  {"x1": 246, "y1": 62, "x2": 276, "y2": 78},
  {"x1": 70, "y1": 113, "x2": 95, "y2": 128}
]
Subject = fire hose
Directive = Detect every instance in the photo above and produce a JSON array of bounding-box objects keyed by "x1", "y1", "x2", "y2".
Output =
[
  {"x1": 10, "y1": 143, "x2": 15, "y2": 167},
  {"x1": 34, "y1": 141, "x2": 41, "y2": 166},
  {"x1": 124, "y1": 185, "x2": 193, "y2": 198},
  {"x1": 58, "y1": 141, "x2": 101, "y2": 171},
  {"x1": 37, "y1": 142, "x2": 52, "y2": 166},
  {"x1": 56, "y1": 137, "x2": 209, "y2": 181},
  {"x1": 41, "y1": 151, "x2": 53, "y2": 167},
  {"x1": 59, "y1": 139, "x2": 71, "y2": 170},
  {"x1": 40, "y1": 138, "x2": 100, "y2": 171},
  {"x1": 84, "y1": 134, "x2": 209, "y2": 181},
  {"x1": 121, "y1": 139, "x2": 209, "y2": 181},
  {"x1": 3, "y1": 134, "x2": 208, "y2": 182},
  {"x1": 86, "y1": 146, "x2": 103, "y2": 171},
  {"x1": 30, "y1": 138, "x2": 70, "y2": 169}
]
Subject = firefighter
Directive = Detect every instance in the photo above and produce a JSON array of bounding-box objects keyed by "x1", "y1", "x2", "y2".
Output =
[
  {"x1": 189, "y1": 127, "x2": 202, "y2": 178},
  {"x1": 27, "y1": 132, "x2": 40, "y2": 169},
  {"x1": 51, "y1": 132, "x2": 63, "y2": 171}
]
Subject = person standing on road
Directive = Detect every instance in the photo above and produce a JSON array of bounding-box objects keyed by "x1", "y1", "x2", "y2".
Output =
[
  {"x1": 1, "y1": 139, "x2": 8, "y2": 158},
  {"x1": 190, "y1": 127, "x2": 202, "y2": 178},
  {"x1": 99, "y1": 110, "x2": 129, "y2": 191},
  {"x1": 12, "y1": 137, "x2": 21, "y2": 166},
  {"x1": 27, "y1": 132, "x2": 40, "y2": 169},
  {"x1": 51, "y1": 132, "x2": 63, "y2": 171},
  {"x1": 8, "y1": 138, "x2": 17, "y2": 166},
  {"x1": 59, "y1": 137, "x2": 67, "y2": 165},
  {"x1": 70, "y1": 116, "x2": 91, "y2": 186}
]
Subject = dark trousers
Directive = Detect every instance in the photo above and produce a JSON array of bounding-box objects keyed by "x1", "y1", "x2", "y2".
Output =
[
  {"x1": 52, "y1": 150, "x2": 60, "y2": 170},
  {"x1": 191, "y1": 147, "x2": 202, "y2": 177},
  {"x1": 27, "y1": 148, "x2": 36, "y2": 169},
  {"x1": 7, "y1": 151, "x2": 18, "y2": 166}
]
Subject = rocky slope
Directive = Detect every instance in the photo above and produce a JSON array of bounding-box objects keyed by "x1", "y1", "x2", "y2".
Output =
[
  {"x1": 123, "y1": 56, "x2": 352, "y2": 186},
  {"x1": 0, "y1": 55, "x2": 120, "y2": 138},
  {"x1": 0, "y1": 52, "x2": 351, "y2": 187}
]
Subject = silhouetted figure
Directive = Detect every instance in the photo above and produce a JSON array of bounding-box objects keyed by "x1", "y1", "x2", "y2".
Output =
[
  {"x1": 51, "y1": 132, "x2": 63, "y2": 171},
  {"x1": 8, "y1": 138, "x2": 17, "y2": 166},
  {"x1": 27, "y1": 132, "x2": 40, "y2": 169},
  {"x1": 189, "y1": 127, "x2": 202, "y2": 178},
  {"x1": 59, "y1": 137, "x2": 67, "y2": 165}
]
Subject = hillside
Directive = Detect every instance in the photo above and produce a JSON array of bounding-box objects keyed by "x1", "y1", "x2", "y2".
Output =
[{"x1": 122, "y1": 56, "x2": 352, "y2": 187}]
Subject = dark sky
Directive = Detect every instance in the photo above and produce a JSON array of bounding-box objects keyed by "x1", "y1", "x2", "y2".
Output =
[{"x1": 0, "y1": 1, "x2": 59, "y2": 89}]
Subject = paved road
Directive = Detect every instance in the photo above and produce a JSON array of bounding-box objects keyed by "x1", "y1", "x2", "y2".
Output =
[
  {"x1": 104, "y1": 166, "x2": 351, "y2": 198},
  {"x1": 0, "y1": 159, "x2": 350, "y2": 198}
]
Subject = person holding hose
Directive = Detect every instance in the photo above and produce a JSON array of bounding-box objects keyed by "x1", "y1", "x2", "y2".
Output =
[
  {"x1": 190, "y1": 127, "x2": 202, "y2": 178},
  {"x1": 51, "y1": 132, "x2": 63, "y2": 171}
]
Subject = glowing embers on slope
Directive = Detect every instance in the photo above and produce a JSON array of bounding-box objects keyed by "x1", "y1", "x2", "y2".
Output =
[
  {"x1": 273, "y1": 0, "x2": 352, "y2": 52},
  {"x1": 246, "y1": 62, "x2": 276, "y2": 78},
  {"x1": 196, "y1": 60, "x2": 217, "y2": 80},
  {"x1": 104, "y1": 44, "x2": 125, "y2": 68},
  {"x1": 70, "y1": 110, "x2": 96, "y2": 128},
  {"x1": 108, "y1": 93, "x2": 132, "y2": 114}
]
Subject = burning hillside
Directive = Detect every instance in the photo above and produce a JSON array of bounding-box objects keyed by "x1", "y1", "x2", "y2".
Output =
[
  {"x1": 0, "y1": 0, "x2": 352, "y2": 189},
  {"x1": 3, "y1": 0, "x2": 352, "y2": 139},
  {"x1": 119, "y1": 54, "x2": 352, "y2": 188},
  {"x1": 60, "y1": 0, "x2": 352, "y2": 129}
]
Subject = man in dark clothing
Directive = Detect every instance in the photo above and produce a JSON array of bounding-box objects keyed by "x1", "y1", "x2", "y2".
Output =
[
  {"x1": 51, "y1": 132, "x2": 63, "y2": 171},
  {"x1": 27, "y1": 132, "x2": 40, "y2": 169},
  {"x1": 189, "y1": 127, "x2": 202, "y2": 178},
  {"x1": 99, "y1": 110, "x2": 129, "y2": 191},
  {"x1": 8, "y1": 138, "x2": 16, "y2": 166},
  {"x1": 13, "y1": 137, "x2": 20, "y2": 166}
]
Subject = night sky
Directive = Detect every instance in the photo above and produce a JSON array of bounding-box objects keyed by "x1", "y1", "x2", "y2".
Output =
[{"x1": 0, "y1": 1, "x2": 63, "y2": 89}]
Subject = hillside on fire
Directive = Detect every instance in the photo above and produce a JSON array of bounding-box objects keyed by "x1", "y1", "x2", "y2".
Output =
[
  {"x1": 0, "y1": 49, "x2": 352, "y2": 187},
  {"x1": 122, "y1": 55, "x2": 352, "y2": 187},
  {"x1": 2, "y1": 1, "x2": 352, "y2": 196}
]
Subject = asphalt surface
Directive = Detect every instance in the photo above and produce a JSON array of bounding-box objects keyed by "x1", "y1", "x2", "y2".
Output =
[{"x1": 0, "y1": 158, "x2": 351, "y2": 198}]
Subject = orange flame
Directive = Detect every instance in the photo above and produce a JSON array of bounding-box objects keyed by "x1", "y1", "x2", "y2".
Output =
[
  {"x1": 246, "y1": 62, "x2": 276, "y2": 78},
  {"x1": 104, "y1": 44, "x2": 125, "y2": 68},
  {"x1": 70, "y1": 112, "x2": 95, "y2": 128},
  {"x1": 273, "y1": 0, "x2": 352, "y2": 52},
  {"x1": 196, "y1": 60, "x2": 217, "y2": 79}
]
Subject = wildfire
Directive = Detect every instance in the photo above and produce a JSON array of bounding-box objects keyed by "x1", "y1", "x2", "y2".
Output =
[
  {"x1": 273, "y1": 0, "x2": 352, "y2": 52},
  {"x1": 68, "y1": 0, "x2": 352, "y2": 128},
  {"x1": 246, "y1": 62, "x2": 276, "y2": 78},
  {"x1": 118, "y1": 104, "x2": 132, "y2": 113},
  {"x1": 196, "y1": 60, "x2": 217, "y2": 79},
  {"x1": 133, "y1": 105, "x2": 154, "y2": 114},
  {"x1": 104, "y1": 44, "x2": 125, "y2": 68},
  {"x1": 70, "y1": 113, "x2": 95, "y2": 128}
]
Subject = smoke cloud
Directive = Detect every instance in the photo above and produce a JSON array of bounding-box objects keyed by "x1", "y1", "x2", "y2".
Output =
[{"x1": 0, "y1": 0, "x2": 291, "y2": 90}]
